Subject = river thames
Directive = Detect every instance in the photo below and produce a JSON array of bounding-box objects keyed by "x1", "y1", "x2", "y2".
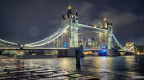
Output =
[{"x1": 0, "y1": 55, "x2": 144, "y2": 80}]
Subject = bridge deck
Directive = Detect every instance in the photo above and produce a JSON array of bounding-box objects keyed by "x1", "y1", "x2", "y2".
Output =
[{"x1": 0, "y1": 48, "x2": 68, "y2": 50}]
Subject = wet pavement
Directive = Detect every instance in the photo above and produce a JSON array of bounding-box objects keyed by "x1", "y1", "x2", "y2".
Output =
[{"x1": 0, "y1": 55, "x2": 144, "y2": 80}]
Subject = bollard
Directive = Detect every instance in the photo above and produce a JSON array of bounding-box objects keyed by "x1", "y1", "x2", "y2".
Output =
[{"x1": 75, "y1": 49, "x2": 80, "y2": 68}]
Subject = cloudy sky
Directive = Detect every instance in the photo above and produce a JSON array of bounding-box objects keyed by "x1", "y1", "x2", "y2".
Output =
[{"x1": 0, "y1": 0, "x2": 144, "y2": 45}]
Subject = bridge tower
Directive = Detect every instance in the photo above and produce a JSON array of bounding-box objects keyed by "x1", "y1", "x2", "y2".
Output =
[
  {"x1": 99, "y1": 18, "x2": 113, "y2": 49},
  {"x1": 61, "y1": 5, "x2": 79, "y2": 48},
  {"x1": 107, "y1": 19, "x2": 113, "y2": 49},
  {"x1": 69, "y1": 9, "x2": 79, "y2": 47}
]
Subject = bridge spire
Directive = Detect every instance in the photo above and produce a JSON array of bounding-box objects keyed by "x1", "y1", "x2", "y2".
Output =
[
  {"x1": 68, "y1": 5, "x2": 71, "y2": 9},
  {"x1": 62, "y1": 12, "x2": 65, "y2": 20},
  {"x1": 75, "y1": 9, "x2": 78, "y2": 18},
  {"x1": 67, "y1": 5, "x2": 73, "y2": 18}
]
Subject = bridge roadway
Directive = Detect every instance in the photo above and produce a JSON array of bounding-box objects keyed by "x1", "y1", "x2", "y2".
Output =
[
  {"x1": 0, "y1": 47, "x2": 68, "y2": 50},
  {"x1": 0, "y1": 47, "x2": 103, "y2": 51},
  {"x1": 83, "y1": 49, "x2": 134, "y2": 53},
  {"x1": 0, "y1": 47, "x2": 102, "y2": 51},
  {"x1": 0, "y1": 47, "x2": 134, "y2": 53}
]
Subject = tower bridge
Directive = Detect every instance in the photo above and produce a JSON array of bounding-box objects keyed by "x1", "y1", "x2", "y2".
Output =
[{"x1": 0, "y1": 5, "x2": 135, "y2": 56}]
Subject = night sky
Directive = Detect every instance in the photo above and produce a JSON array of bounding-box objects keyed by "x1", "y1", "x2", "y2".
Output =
[{"x1": 0, "y1": 0, "x2": 144, "y2": 45}]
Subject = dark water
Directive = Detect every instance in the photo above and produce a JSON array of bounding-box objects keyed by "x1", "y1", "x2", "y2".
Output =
[{"x1": 0, "y1": 55, "x2": 144, "y2": 80}]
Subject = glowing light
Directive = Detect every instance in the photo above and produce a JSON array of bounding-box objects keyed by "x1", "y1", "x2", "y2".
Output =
[
  {"x1": 94, "y1": 24, "x2": 97, "y2": 28},
  {"x1": 104, "y1": 17, "x2": 107, "y2": 21},
  {"x1": 75, "y1": 15, "x2": 77, "y2": 18},
  {"x1": 64, "y1": 30, "x2": 67, "y2": 33},
  {"x1": 105, "y1": 23, "x2": 107, "y2": 28},
  {"x1": 72, "y1": 14, "x2": 74, "y2": 18},
  {"x1": 137, "y1": 52, "x2": 140, "y2": 55},
  {"x1": 19, "y1": 51, "x2": 22, "y2": 54},
  {"x1": 32, "y1": 53, "x2": 36, "y2": 55},
  {"x1": 20, "y1": 45, "x2": 23, "y2": 47},
  {"x1": 68, "y1": 5, "x2": 71, "y2": 9},
  {"x1": 103, "y1": 50, "x2": 106, "y2": 52}
]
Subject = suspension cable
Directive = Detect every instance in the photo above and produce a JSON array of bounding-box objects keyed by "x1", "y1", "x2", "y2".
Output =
[{"x1": 112, "y1": 34, "x2": 123, "y2": 49}]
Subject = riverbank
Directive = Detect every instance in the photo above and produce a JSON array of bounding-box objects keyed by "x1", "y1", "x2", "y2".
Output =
[{"x1": 0, "y1": 55, "x2": 11, "y2": 59}]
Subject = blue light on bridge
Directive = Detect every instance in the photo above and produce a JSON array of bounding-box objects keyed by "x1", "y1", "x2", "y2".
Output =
[
  {"x1": 102, "y1": 45, "x2": 107, "y2": 49},
  {"x1": 78, "y1": 48, "x2": 81, "y2": 50},
  {"x1": 103, "y1": 50, "x2": 106, "y2": 52},
  {"x1": 64, "y1": 44, "x2": 66, "y2": 47},
  {"x1": 63, "y1": 42, "x2": 68, "y2": 48}
]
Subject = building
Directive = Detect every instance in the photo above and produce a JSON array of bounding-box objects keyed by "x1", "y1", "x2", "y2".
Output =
[
  {"x1": 86, "y1": 37, "x2": 93, "y2": 48},
  {"x1": 92, "y1": 38, "x2": 98, "y2": 48},
  {"x1": 78, "y1": 32, "x2": 83, "y2": 47},
  {"x1": 125, "y1": 42, "x2": 135, "y2": 51},
  {"x1": 82, "y1": 36, "x2": 86, "y2": 48}
]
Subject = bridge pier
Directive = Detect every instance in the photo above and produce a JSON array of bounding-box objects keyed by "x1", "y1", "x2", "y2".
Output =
[
  {"x1": 119, "y1": 52, "x2": 134, "y2": 56},
  {"x1": 58, "y1": 47, "x2": 85, "y2": 57},
  {"x1": 106, "y1": 49, "x2": 120, "y2": 56},
  {"x1": 67, "y1": 48, "x2": 84, "y2": 57},
  {"x1": 57, "y1": 49, "x2": 68, "y2": 57}
]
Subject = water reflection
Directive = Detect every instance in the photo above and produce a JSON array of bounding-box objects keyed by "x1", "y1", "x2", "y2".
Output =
[
  {"x1": 0, "y1": 55, "x2": 144, "y2": 79},
  {"x1": 58, "y1": 58, "x2": 76, "y2": 70}
]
